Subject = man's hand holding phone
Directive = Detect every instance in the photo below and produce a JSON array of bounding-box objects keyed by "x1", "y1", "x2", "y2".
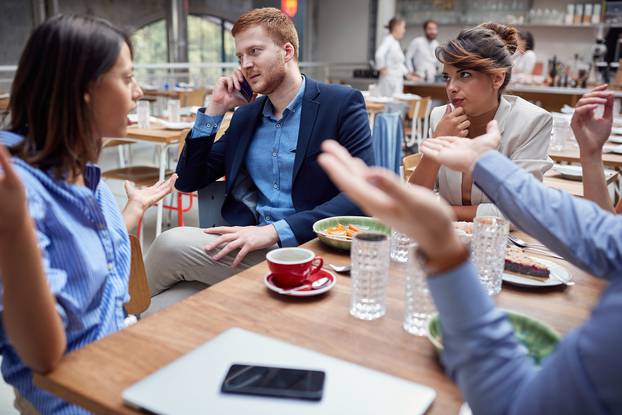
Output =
[{"x1": 207, "y1": 69, "x2": 255, "y2": 116}]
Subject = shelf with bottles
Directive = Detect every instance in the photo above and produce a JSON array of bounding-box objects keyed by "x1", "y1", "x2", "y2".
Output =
[{"x1": 397, "y1": 0, "x2": 607, "y2": 29}]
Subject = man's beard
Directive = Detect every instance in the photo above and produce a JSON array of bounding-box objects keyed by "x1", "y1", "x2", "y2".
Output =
[{"x1": 253, "y1": 61, "x2": 287, "y2": 95}]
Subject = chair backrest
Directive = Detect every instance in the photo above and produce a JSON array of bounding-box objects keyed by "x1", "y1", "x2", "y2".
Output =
[
  {"x1": 416, "y1": 97, "x2": 431, "y2": 120},
  {"x1": 125, "y1": 235, "x2": 151, "y2": 316},
  {"x1": 405, "y1": 99, "x2": 421, "y2": 121},
  {"x1": 403, "y1": 153, "x2": 423, "y2": 171},
  {"x1": 216, "y1": 112, "x2": 233, "y2": 140},
  {"x1": 179, "y1": 88, "x2": 207, "y2": 107}
]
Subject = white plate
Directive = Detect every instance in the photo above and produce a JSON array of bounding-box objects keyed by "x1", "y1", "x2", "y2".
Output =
[
  {"x1": 604, "y1": 143, "x2": 622, "y2": 154},
  {"x1": 159, "y1": 120, "x2": 194, "y2": 130},
  {"x1": 366, "y1": 96, "x2": 393, "y2": 103},
  {"x1": 393, "y1": 92, "x2": 420, "y2": 101},
  {"x1": 612, "y1": 127, "x2": 622, "y2": 135},
  {"x1": 503, "y1": 257, "x2": 572, "y2": 287},
  {"x1": 608, "y1": 135, "x2": 622, "y2": 144},
  {"x1": 553, "y1": 164, "x2": 582, "y2": 180},
  {"x1": 264, "y1": 269, "x2": 337, "y2": 297}
]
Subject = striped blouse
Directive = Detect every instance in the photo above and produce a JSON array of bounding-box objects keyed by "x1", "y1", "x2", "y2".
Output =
[{"x1": 0, "y1": 152, "x2": 130, "y2": 414}]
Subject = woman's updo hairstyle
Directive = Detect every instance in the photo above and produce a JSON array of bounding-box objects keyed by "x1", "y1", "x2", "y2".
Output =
[{"x1": 435, "y1": 22, "x2": 520, "y2": 94}]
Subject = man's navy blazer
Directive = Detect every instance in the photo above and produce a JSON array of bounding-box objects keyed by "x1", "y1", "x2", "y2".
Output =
[{"x1": 175, "y1": 76, "x2": 375, "y2": 244}]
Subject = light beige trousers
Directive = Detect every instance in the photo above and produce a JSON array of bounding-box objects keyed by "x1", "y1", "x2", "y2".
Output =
[{"x1": 144, "y1": 226, "x2": 273, "y2": 296}]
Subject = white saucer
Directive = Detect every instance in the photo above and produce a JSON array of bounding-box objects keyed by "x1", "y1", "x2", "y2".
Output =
[{"x1": 264, "y1": 269, "x2": 337, "y2": 297}]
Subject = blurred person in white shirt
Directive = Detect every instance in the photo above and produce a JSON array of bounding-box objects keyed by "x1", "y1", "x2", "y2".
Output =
[
  {"x1": 405, "y1": 20, "x2": 440, "y2": 82},
  {"x1": 513, "y1": 30, "x2": 536, "y2": 81},
  {"x1": 375, "y1": 16, "x2": 411, "y2": 97}
]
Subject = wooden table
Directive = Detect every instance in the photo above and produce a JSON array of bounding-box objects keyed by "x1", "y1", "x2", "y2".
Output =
[
  {"x1": 543, "y1": 169, "x2": 619, "y2": 198},
  {"x1": 35, "y1": 235, "x2": 605, "y2": 414},
  {"x1": 549, "y1": 149, "x2": 622, "y2": 170},
  {"x1": 124, "y1": 126, "x2": 188, "y2": 236}
]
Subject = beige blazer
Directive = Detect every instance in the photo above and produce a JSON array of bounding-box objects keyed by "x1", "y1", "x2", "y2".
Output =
[{"x1": 429, "y1": 95, "x2": 553, "y2": 217}]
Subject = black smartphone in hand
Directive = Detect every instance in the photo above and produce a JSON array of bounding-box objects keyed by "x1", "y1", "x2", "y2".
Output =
[
  {"x1": 221, "y1": 364, "x2": 325, "y2": 401},
  {"x1": 238, "y1": 78, "x2": 253, "y2": 102}
]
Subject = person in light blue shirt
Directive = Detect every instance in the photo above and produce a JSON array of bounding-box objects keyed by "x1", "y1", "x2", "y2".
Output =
[
  {"x1": 0, "y1": 16, "x2": 175, "y2": 414},
  {"x1": 318, "y1": 120, "x2": 621, "y2": 415},
  {"x1": 144, "y1": 8, "x2": 374, "y2": 298}
]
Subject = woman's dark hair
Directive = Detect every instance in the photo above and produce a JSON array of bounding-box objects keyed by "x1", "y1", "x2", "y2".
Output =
[
  {"x1": 435, "y1": 22, "x2": 519, "y2": 95},
  {"x1": 9, "y1": 14, "x2": 132, "y2": 178},
  {"x1": 520, "y1": 30, "x2": 534, "y2": 51},
  {"x1": 385, "y1": 16, "x2": 405, "y2": 33}
]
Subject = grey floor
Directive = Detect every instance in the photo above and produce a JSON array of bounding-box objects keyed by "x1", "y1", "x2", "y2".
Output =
[{"x1": 0, "y1": 141, "x2": 200, "y2": 413}]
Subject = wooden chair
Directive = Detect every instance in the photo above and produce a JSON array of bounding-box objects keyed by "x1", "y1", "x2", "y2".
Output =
[
  {"x1": 401, "y1": 98, "x2": 420, "y2": 148},
  {"x1": 178, "y1": 88, "x2": 207, "y2": 107},
  {"x1": 406, "y1": 97, "x2": 431, "y2": 150},
  {"x1": 124, "y1": 235, "x2": 151, "y2": 316},
  {"x1": 402, "y1": 152, "x2": 422, "y2": 180},
  {"x1": 103, "y1": 138, "x2": 134, "y2": 168}
]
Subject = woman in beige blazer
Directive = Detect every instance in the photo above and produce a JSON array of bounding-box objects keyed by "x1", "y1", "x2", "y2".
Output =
[{"x1": 410, "y1": 22, "x2": 552, "y2": 220}]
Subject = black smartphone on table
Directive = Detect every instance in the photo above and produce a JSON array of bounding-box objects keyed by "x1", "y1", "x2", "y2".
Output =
[
  {"x1": 238, "y1": 78, "x2": 254, "y2": 102},
  {"x1": 221, "y1": 363, "x2": 325, "y2": 401}
]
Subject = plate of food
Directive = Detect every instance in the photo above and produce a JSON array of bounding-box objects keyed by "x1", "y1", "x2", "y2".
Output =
[
  {"x1": 312, "y1": 216, "x2": 391, "y2": 251},
  {"x1": 427, "y1": 309, "x2": 560, "y2": 365},
  {"x1": 503, "y1": 246, "x2": 572, "y2": 287}
]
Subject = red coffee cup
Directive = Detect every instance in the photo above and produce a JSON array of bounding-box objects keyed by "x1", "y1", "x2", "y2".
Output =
[{"x1": 266, "y1": 248, "x2": 324, "y2": 288}]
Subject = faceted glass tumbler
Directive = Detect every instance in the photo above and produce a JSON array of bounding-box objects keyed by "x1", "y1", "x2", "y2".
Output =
[
  {"x1": 137, "y1": 100, "x2": 151, "y2": 129},
  {"x1": 472, "y1": 216, "x2": 509, "y2": 296},
  {"x1": 350, "y1": 232, "x2": 390, "y2": 320},
  {"x1": 390, "y1": 230, "x2": 411, "y2": 263},
  {"x1": 403, "y1": 244, "x2": 436, "y2": 336}
]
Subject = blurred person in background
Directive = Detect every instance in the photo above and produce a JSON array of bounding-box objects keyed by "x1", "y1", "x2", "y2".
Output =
[
  {"x1": 405, "y1": 19, "x2": 441, "y2": 82},
  {"x1": 513, "y1": 30, "x2": 537, "y2": 78},
  {"x1": 375, "y1": 16, "x2": 413, "y2": 96}
]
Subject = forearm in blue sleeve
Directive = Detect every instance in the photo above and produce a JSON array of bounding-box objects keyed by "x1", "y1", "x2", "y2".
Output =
[
  {"x1": 272, "y1": 220, "x2": 299, "y2": 247},
  {"x1": 188, "y1": 109, "x2": 223, "y2": 139},
  {"x1": 427, "y1": 261, "x2": 537, "y2": 415},
  {"x1": 473, "y1": 151, "x2": 622, "y2": 280}
]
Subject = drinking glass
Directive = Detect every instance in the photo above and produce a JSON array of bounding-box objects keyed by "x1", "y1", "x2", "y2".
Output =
[
  {"x1": 350, "y1": 232, "x2": 390, "y2": 320},
  {"x1": 390, "y1": 230, "x2": 410, "y2": 263},
  {"x1": 137, "y1": 100, "x2": 150, "y2": 129},
  {"x1": 472, "y1": 216, "x2": 509, "y2": 296},
  {"x1": 403, "y1": 243, "x2": 436, "y2": 336},
  {"x1": 167, "y1": 99, "x2": 180, "y2": 122}
]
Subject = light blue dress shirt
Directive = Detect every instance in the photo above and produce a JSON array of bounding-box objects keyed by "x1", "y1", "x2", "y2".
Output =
[
  {"x1": 0, "y1": 133, "x2": 130, "y2": 414},
  {"x1": 428, "y1": 150, "x2": 622, "y2": 415},
  {"x1": 188, "y1": 78, "x2": 306, "y2": 247}
]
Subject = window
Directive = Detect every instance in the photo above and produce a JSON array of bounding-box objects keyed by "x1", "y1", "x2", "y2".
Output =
[
  {"x1": 188, "y1": 14, "x2": 236, "y2": 83},
  {"x1": 131, "y1": 19, "x2": 167, "y2": 65},
  {"x1": 130, "y1": 15, "x2": 236, "y2": 86}
]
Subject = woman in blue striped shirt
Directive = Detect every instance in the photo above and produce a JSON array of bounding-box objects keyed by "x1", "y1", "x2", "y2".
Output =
[{"x1": 0, "y1": 15, "x2": 176, "y2": 414}]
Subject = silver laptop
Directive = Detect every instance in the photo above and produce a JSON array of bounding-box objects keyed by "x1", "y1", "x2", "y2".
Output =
[{"x1": 123, "y1": 327, "x2": 436, "y2": 415}]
